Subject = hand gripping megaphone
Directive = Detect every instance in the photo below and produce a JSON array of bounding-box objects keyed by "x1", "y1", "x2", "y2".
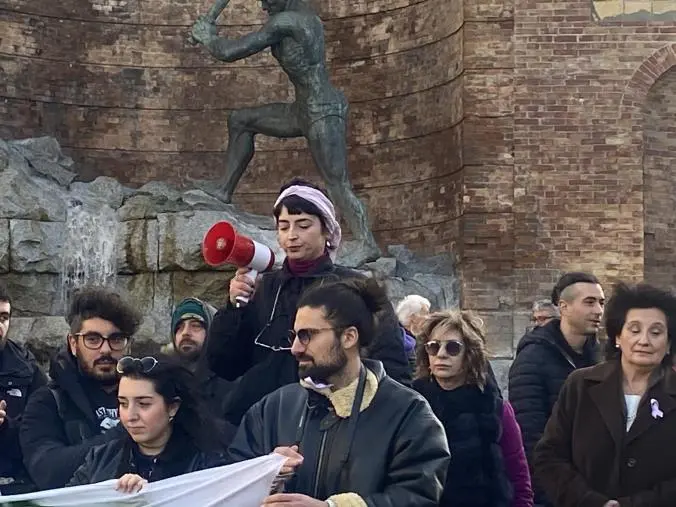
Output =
[{"x1": 202, "y1": 221, "x2": 275, "y2": 305}]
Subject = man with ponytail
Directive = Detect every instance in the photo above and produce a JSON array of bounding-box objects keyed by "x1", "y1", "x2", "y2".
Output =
[
  {"x1": 228, "y1": 277, "x2": 449, "y2": 507},
  {"x1": 207, "y1": 178, "x2": 411, "y2": 426}
]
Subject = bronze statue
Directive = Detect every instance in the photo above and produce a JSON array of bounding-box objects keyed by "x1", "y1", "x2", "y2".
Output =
[{"x1": 190, "y1": 0, "x2": 380, "y2": 257}]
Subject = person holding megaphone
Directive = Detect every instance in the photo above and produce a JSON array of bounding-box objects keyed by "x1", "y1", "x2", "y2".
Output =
[{"x1": 205, "y1": 179, "x2": 411, "y2": 425}]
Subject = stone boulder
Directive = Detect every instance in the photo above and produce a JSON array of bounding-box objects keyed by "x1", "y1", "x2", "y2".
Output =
[{"x1": 0, "y1": 136, "x2": 484, "y2": 368}]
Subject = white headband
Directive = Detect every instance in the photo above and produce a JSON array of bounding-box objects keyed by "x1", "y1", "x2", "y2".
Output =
[{"x1": 274, "y1": 185, "x2": 342, "y2": 253}]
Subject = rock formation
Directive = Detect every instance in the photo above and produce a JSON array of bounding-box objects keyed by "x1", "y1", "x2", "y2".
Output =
[{"x1": 0, "y1": 137, "x2": 460, "y2": 371}]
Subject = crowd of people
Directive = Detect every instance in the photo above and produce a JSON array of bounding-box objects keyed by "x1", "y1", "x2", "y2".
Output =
[{"x1": 0, "y1": 177, "x2": 675, "y2": 507}]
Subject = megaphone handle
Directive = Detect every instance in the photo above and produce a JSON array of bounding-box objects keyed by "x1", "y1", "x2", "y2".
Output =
[{"x1": 234, "y1": 269, "x2": 258, "y2": 307}]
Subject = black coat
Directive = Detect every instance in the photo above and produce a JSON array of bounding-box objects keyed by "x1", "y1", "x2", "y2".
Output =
[
  {"x1": 0, "y1": 340, "x2": 46, "y2": 485},
  {"x1": 414, "y1": 378, "x2": 512, "y2": 507},
  {"x1": 508, "y1": 319, "x2": 598, "y2": 505},
  {"x1": 20, "y1": 349, "x2": 126, "y2": 490},
  {"x1": 227, "y1": 360, "x2": 449, "y2": 506},
  {"x1": 207, "y1": 256, "x2": 412, "y2": 425},
  {"x1": 173, "y1": 298, "x2": 237, "y2": 447},
  {"x1": 68, "y1": 430, "x2": 227, "y2": 486}
]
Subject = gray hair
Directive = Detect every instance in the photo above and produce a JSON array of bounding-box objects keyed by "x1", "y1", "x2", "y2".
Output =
[
  {"x1": 532, "y1": 299, "x2": 559, "y2": 316},
  {"x1": 395, "y1": 295, "x2": 432, "y2": 327}
]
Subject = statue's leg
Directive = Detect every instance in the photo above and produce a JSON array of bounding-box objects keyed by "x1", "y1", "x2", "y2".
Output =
[
  {"x1": 219, "y1": 103, "x2": 301, "y2": 202},
  {"x1": 306, "y1": 116, "x2": 381, "y2": 258}
]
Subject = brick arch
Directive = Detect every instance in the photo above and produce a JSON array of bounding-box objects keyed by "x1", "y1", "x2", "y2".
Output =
[
  {"x1": 621, "y1": 44, "x2": 676, "y2": 116},
  {"x1": 614, "y1": 46, "x2": 676, "y2": 281},
  {"x1": 642, "y1": 66, "x2": 676, "y2": 290}
]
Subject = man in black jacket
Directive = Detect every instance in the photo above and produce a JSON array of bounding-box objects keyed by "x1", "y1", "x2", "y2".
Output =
[
  {"x1": 509, "y1": 272, "x2": 604, "y2": 506},
  {"x1": 20, "y1": 287, "x2": 142, "y2": 490},
  {"x1": 0, "y1": 285, "x2": 47, "y2": 495},
  {"x1": 207, "y1": 179, "x2": 411, "y2": 425},
  {"x1": 229, "y1": 277, "x2": 449, "y2": 507},
  {"x1": 170, "y1": 297, "x2": 236, "y2": 445}
]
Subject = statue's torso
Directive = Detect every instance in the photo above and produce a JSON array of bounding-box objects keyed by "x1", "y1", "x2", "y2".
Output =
[{"x1": 270, "y1": 12, "x2": 342, "y2": 106}]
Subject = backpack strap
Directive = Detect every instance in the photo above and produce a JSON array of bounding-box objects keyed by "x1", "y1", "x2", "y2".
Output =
[{"x1": 48, "y1": 387, "x2": 65, "y2": 418}]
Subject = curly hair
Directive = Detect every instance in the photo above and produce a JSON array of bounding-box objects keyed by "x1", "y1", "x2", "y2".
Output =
[
  {"x1": 415, "y1": 309, "x2": 489, "y2": 387},
  {"x1": 67, "y1": 286, "x2": 142, "y2": 337},
  {"x1": 604, "y1": 282, "x2": 676, "y2": 362}
]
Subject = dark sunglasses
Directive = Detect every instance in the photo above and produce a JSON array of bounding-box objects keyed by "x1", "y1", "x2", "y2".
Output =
[
  {"x1": 116, "y1": 356, "x2": 158, "y2": 375},
  {"x1": 74, "y1": 332, "x2": 130, "y2": 351},
  {"x1": 424, "y1": 339, "x2": 464, "y2": 357},
  {"x1": 287, "y1": 327, "x2": 339, "y2": 346}
]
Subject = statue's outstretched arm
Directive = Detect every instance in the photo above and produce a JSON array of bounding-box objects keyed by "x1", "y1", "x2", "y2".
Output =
[{"x1": 192, "y1": 14, "x2": 293, "y2": 63}]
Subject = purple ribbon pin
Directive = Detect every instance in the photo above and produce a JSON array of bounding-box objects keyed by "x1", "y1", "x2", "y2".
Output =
[{"x1": 650, "y1": 398, "x2": 664, "y2": 419}]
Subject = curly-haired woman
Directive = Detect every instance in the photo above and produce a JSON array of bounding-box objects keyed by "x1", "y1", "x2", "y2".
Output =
[{"x1": 413, "y1": 310, "x2": 533, "y2": 507}]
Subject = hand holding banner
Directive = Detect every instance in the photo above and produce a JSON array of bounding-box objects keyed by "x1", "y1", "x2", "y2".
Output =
[{"x1": 0, "y1": 454, "x2": 285, "y2": 506}]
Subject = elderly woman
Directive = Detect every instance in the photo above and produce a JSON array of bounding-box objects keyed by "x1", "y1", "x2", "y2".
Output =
[
  {"x1": 396, "y1": 295, "x2": 432, "y2": 370},
  {"x1": 534, "y1": 283, "x2": 676, "y2": 507},
  {"x1": 413, "y1": 310, "x2": 533, "y2": 507}
]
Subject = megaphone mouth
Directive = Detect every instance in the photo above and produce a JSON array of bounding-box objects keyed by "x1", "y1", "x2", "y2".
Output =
[
  {"x1": 202, "y1": 222, "x2": 238, "y2": 267},
  {"x1": 202, "y1": 221, "x2": 275, "y2": 271}
]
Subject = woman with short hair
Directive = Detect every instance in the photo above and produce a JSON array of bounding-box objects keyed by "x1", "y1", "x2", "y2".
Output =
[{"x1": 206, "y1": 178, "x2": 411, "y2": 425}]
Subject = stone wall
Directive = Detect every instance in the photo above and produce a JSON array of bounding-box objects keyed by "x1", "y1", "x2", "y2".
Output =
[
  {"x1": 0, "y1": 137, "x2": 459, "y2": 367},
  {"x1": 0, "y1": 0, "x2": 464, "y2": 252}
]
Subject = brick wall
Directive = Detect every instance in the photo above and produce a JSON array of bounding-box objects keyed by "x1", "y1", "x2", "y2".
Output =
[
  {"x1": 4, "y1": 0, "x2": 676, "y2": 355},
  {"x1": 644, "y1": 68, "x2": 676, "y2": 290},
  {"x1": 0, "y1": 0, "x2": 464, "y2": 251},
  {"x1": 508, "y1": 0, "x2": 676, "y2": 353},
  {"x1": 460, "y1": 0, "x2": 516, "y2": 355},
  {"x1": 458, "y1": 0, "x2": 676, "y2": 355}
]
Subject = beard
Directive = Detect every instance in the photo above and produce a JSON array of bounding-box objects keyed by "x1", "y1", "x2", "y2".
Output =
[
  {"x1": 295, "y1": 340, "x2": 348, "y2": 383},
  {"x1": 175, "y1": 339, "x2": 202, "y2": 363},
  {"x1": 76, "y1": 350, "x2": 119, "y2": 386}
]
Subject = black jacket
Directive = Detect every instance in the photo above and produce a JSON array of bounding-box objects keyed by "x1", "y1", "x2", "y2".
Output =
[
  {"x1": 0, "y1": 340, "x2": 46, "y2": 484},
  {"x1": 228, "y1": 360, "x2": 449, "y2": 506},
  {"x1": 207, "y1": 256, "x2": 412, "y2": 425},
  {"x1": 68, "y1": 430, "x2": 227, "y2": 486},
  {"x1": 20, "y1": 349, "x2": 126, "y2": 490},
  {"x1": 508, "y1": 319, "x2": 598, "y2": 505},
  {"x1": 414, "y1": 378, "x2": 512, "y2": 507},
  {"x1": 172, "y1": 297, "x2": 237, "y2": 446}
]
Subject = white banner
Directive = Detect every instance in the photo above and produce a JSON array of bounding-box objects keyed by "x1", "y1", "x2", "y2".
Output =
[{"x1": 0, "y1": 454, "x2": 285, "y2": 507}]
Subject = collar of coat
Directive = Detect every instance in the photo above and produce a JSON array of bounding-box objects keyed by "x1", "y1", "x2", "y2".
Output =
[
  {"x1": 300, "y1": 367, "x2": 379, "y2": 418},
  {"x1": 582, "y1": 359, "x2": 676, "y2": 395},
  {"x1": 580, "y1": 359, "x2": 676, "y2": 447}
]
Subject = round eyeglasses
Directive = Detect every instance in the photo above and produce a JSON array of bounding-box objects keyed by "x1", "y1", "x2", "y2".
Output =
[{"x1": 424, "y1": 339, "x2": 464, "y2": 357}]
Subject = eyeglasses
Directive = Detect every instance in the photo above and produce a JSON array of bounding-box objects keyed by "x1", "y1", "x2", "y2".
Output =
[
  {"x1": 74, "y1": 332, "x2": 130, "y2": 351},
  {"x1": 287, "y1": 328, "x2": 338, "y2": 346},
  {"x1": 253, "y1": 285, "x2": 292, "y2": 352},
  {"x1": 116, "y1": 356, "x2": 158, "y2": 375},
  {"x1": 424, "y1": 339, "x2": 464, "y2": 357}
]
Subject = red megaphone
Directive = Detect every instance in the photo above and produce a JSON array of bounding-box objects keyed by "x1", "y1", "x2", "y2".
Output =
[{"x1": 202, "y1": 221, "x2": 275, "y2": 304}]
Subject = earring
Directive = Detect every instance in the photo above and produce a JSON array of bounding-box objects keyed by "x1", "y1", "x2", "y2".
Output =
[
  {"x1": 615, "y1": 343, "x2": 620, "y2": 348},
  {"x1": 169, "y1": 415, "x2": 174, "y2": 422}
]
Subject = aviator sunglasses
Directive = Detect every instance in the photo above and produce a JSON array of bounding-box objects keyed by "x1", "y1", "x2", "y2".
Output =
[{"x1": 424, "y1": 339, "x2": 464, "y2": 357}]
